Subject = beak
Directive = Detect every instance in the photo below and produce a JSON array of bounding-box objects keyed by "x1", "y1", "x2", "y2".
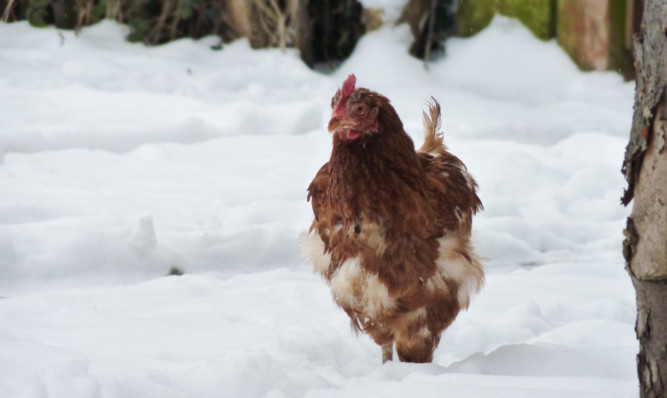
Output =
[
  {"x1": 328, "y1": 116, "x2": 352, "y2": 139},
  {"x1": 327, "y1": 116, "x2": 342, "y2": 133},
  {"x1": 328, "y1": 116, "x2": 361, "y2": 140},
  {"x1": 328, "y1": 114, "x2": 355, "y2": 132}
]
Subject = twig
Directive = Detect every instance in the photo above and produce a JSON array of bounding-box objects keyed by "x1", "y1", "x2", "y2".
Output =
[
  {"x1": 76, "y1": 0, "x2": 95, "y2": 35},
  {"x1": 169, "y1": 0, "x2": 185, "y2": 41},
  {"x1": 149, "y1": 0, "x2": 173, "y2": 44},
  {"x1": 423, "y1": 0, "x2": 438, "y2": 70},
  {"x1": 106, "y1": 0, "x2": 124, "y2": 23},
  {"x1": 253, "y1": 0, "x2": 289, "y2": 50},
  {"x1": 1, "y1": 0, "x2": 17, "y2": 22},
  {"x1": 268, "y1": 0, "x2": 286, "y2": 52}
]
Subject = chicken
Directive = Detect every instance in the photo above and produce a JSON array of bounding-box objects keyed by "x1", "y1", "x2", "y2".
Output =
[{"x1": 300, "y1": 74, "x2": 484, "y2": 363}]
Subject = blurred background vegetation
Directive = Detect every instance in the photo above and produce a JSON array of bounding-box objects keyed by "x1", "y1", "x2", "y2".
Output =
[{"x1": 0, "y1": 0, "x2": 639, "y2": 77}]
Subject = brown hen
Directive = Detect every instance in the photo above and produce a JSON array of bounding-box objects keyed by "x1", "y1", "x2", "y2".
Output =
[{"x1": 301, "y1": 74, "x2": 484, "y2": 363}]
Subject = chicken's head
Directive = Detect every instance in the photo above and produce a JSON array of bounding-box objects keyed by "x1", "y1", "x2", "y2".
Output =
[{"x1": 328, "y1": 74, "x2": 380, "y2": 140}]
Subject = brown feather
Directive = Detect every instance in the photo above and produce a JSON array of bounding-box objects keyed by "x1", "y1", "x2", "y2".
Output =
[
  {"x1": 302, "y1": 82, "x2": 484, "y2": 363},
  {"x1": 420, "y1": 97, "x2": 446, "y2": 155}
]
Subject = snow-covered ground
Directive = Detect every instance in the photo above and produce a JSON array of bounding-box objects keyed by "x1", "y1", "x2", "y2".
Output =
[{"x1": 0, "y1": 15, "x2": 638, "y2": 398}]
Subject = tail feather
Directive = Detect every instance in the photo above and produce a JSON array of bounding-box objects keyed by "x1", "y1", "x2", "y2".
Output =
[{"x1": 419, "y1": 97, "x2": 446, "y2": 155}]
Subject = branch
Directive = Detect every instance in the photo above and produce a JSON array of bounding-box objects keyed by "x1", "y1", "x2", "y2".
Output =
[
  {"x1": 148, "y1": 0, "x2": 173, "y2": 44},
  {"x1": 423, "y1": 0, "x2": 438, "y2": 69},
  {"x1": 1, "y1": 0, "x2": 17, "y2": 22}
]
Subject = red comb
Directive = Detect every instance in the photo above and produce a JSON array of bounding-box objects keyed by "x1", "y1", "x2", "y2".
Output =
[
  {"x1": 333, "y1": 74, "x2": 357, "y2": 116},
  {"x1": 341, "y1": 74, "x2": 356, "y2": 99}
]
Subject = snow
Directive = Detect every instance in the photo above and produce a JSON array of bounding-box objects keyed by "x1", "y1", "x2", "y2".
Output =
[
  {"x1": 359, "y1": 0, "x2": 409, "y2": 24},
  {"x1": 0, "y1": 15, "x2": 638, "y2": 398}
]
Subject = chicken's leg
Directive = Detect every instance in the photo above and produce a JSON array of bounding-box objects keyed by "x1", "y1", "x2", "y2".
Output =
[{"x1": 381, "y1": 343, "x2": 393, "y2": 363}]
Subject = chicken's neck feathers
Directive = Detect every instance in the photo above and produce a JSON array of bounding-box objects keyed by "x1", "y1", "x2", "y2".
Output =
[{"x1": 328, "y1": 122, "x2": 427, "y2": 224}]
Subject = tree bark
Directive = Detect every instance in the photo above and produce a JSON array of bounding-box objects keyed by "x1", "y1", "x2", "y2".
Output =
[{"x1": 622, "y1": 1, "x2": 667, "y2": 397}]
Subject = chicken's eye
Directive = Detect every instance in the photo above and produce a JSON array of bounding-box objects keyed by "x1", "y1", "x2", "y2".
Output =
[{"x1": 353, "y1": 104, "x2": 366, "y2": 115}]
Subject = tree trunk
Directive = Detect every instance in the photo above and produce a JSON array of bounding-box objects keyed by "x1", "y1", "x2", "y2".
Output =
[{"x1": 621, "y1": 1, "x2": 667, "y2": 397}]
